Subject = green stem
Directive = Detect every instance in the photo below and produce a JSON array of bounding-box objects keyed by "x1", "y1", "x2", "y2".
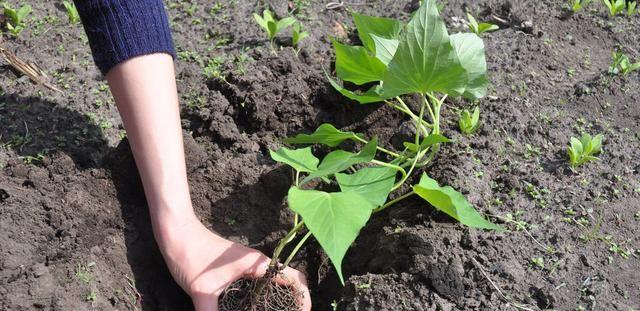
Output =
[
  {"x1": 271, "y1": 221, "x2": 305, "y2": 267},
  {"x1": 396, "y1": 97, "x2": 431, "y2": 136},
  {"x1": 371, "y1": 159, "x2": 407, "y2": 190},
  {"x1": 373, "y1": 191, "x2": 415, "y2": 213},
  {"x1": 353, "y1": 136, "x2": 401, "y2": 158},
  {"x1": 282, "y1": 231, "x2": 312, "y2": 267}
]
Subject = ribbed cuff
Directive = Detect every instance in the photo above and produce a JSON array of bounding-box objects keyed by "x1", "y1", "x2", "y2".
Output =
[{"x1": 75, "y1": 0, "x2": 176, "y2": 75}]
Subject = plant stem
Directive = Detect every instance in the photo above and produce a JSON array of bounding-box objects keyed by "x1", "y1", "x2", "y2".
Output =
[
  {"x1": 270, "y1": 221, "x2": 305, "y2": 268},
  {"x1": 395, "y1": 97, "x2": 431, "y2": 136},
  {"x1": 353, "y1": 136, "x2": 401, "y2": 158},
  {"x1": 373, "y1": 190, "x2": 415, "y2": 213},
  {"x1": 282, "y1": 231, "x2": 312, "y2": 267},
  {"x1": 371, "y1": 159, "x2": 407, "y2": 190}
]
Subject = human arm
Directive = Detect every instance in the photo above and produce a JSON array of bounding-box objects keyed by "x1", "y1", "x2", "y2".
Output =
[{"x1": 73, "y1": 0, "x2": 310, "y2": 309}]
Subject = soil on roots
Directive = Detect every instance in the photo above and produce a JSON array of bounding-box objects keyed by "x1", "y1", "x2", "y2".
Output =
[{"x1": 219, "y1": 270, "x2": 302, "y2": 311}]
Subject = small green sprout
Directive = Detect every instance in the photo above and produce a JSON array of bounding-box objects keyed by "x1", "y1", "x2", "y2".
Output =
[
  {"x1": 3, "y1": 3, "x2": 32, "y2": 36},
  {"x1": 253, "y1": 9, "x2": 297, "y2": 53},
  {"x1": 568, "y1": 133, "x2": 603, "y2": 168},
  {"x1": 571, "y1": 0, "x2": 591, "y2": 12},
  {"x1": 531, "y1": 257, "x2": 545, "y2": 269},
  {"x1": 465, "y1": 13, "x2": 498, "y2": 35},
  {"x1": 603, "y1": 0, "x2": 626, "y2": 16},
  {"x1": 458, "y1": 107, "x2": 481, "y2": 134},
  {"x1": 609, "y1": 50, "x2": 640, "y2": 75},
  {"x1": 292, "y1": 22, "x2": 309, "y2": 55},
  {"x1": 62, "y1": 1, "x2": 80, "y2": 24},
  {"x1": 628, "y1": 1, "x2": 638, "y2": 15}
]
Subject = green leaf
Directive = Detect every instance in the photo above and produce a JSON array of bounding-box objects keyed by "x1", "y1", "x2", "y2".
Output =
[
  {"x1": 277, "y1": 17, "x2": 297, "y2": 32},
  {"x1": 253, "y1": 12, "x2": 268, "y2": 31},
  {"x1": 304, "y1": 138, "x2": 378, "y2": 182},
  {"x1": 570, "y1": 137, "x2": 583, "y2": 156},
  {"x1": 352, "y1": 12, "x2": 403, "y2": 52},
  {"x1": 270, "y1": 147, "x2": 319, "y2": 173},
  {"x1": 267, "y1": 20, "x2": 278, "y2": 40},
  {"x1": 449, "y1": 33, "x2": 489, "y2": 100},
  {"x1": 288, "y1": 187, "x2": 374, "y2": 284},
  {"x1": 477, "y1": 23, "x2": 499, "y2": 34},
  {"x1": 371, "y1": 34, "x2": 399, "y2": 66},
  {"x1": 403, "y1": 133, "x2": 451, "y2": 152},
  {"x1": 335, "y1": 166, "x2": 396, "y2": 207},
  {"x1": 284, "y1": 123, "x2": 363, "y2": 147},
  {"x1": 382, "y1": 0, "x2": 466, "y2": 97},
  {"x1": 17, "y1": 5, "x2": 31, "y2": 21},
  {"x1": 327, "y1": 75, "x2": 388, "y2": 104},
  {"x1": 413, "y1": 173, "x2": 501, "y2": 230},
  {"x1": 333, "y1": 40, "x2": 387, "y2": 85}
]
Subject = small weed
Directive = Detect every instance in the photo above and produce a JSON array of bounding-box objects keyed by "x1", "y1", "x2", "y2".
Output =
[
  {"x1": 465, "y1": 13, "x2": 498, "y2": 35},
  {"x1": 568, "y1": 133, "x2": 603, "y2": 169},
  {"x1": 3, "y1": 3, "x2": 32, "y2": 36},
  {"x1": 75, "y1": 262, "x2": 96, "y2": 283},
  {"x1": 458, "y1": 107, "x2": 480, "y2": 134},
  {"x1": 531, "y1": 257, "x2": 545, "y2": 269},
  {"x1": 202, "y1": 56, "x2": 228, "y2": 82},
  {"x1": 254, "y1": 10, "x2": 297, "y2": 54},
  {"x1": 292, "y1": 22, "x2": 309, "y2": 55},
  {"x1": 62, "y1": 1, "x2": 80, "y2": 24},
  {"x1": 609, "y1": 50, "x2": 640, "y2": 75},
  {"x1": 571, "y1": 0, "x2": 592, "y2": 12},
  {"x1": 603, "y1": 0, "x2": 627, "y2": 16}
]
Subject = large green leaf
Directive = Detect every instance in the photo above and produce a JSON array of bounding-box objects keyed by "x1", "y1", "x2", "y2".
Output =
[
  {"x1": 288, "y1": 187, "x2": 374, "y2": 284},
  {"x1": 352, "y1": 12, "x2": 403, "y2": 52},
  {"x1": 270, "y1": 147, "x2": 319, "y2": 173},
  {"x1": 335, "y1": 166, "x2": 396, "y2": 207},
  {"x1": 327, "y1": 76, "x2": 387, "y2": 104},
  {"x1": 371, "y1": 34, "x2": 399, "y2": 66},
  {"x1": 449, "y1": 33, "x2": 488, "y2": 100},
  {"x1": 284, "y1": 123, "x2": 363, "y2": 147},
  {"x1": 303, "y1": 138, "x2": 378, "y2": 183},
  {"x1": 413, "y1": 173, "x2": 501, "y2": 230},
  {"x1": 333, "y1": 40, "x2": 387, "y2": 85},
  {"x1": 382, "y1": 0, "x2": 465, "y2": 97}
]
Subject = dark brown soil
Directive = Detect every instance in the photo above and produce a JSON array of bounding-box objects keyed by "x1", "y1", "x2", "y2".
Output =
[{"x1": 1, "y1": 1, "x2": 639, "y2": 310}]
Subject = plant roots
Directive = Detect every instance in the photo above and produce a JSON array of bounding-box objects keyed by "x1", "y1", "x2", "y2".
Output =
[{"x1": 219, "y1": 268, "x2": 302, "y2": 311}]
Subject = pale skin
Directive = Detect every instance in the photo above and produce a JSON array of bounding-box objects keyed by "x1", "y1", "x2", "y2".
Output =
[{"x1": 105, "y1": 53, "x2": 311, "y2": 311}]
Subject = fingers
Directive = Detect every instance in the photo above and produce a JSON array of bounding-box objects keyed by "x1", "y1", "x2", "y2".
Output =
[
  {"x1": 278, "y1": 267, "x2": 312, "y2": 311},
  {"x1": 192, "y1": 293, "x2": 218, "y2": 311}
]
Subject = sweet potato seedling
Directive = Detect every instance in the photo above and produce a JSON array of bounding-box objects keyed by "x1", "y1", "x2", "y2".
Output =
[
  {"x1": 609, "y1": 50, "x2": 640, "y2": 75},
  {"x1": 628, "y1": 1, "x2": 638, "y2": 15},
  {"x1": 3, "y1": 3, "x2": 31, "y2": 36},
  {"x1": 568, "y1": 133, "x2": 604, "y2": 168},
  {"x1": 253, "y1": 9, "x2": 296, "y2": 54},
  {"x1": 603, "y1": 0, "x2": 626, "y2": 16},
  {"x1": 466, "y1": 13, "x2": 499, "y2": 35},
  {"x1": 459, "y1": 107, "x2": 481, "y2": 134},
  {"x1": 62, "y1": 1, "x2": 80, "y2": 24},
  {"x1": 220, "y1": 3, "x2": 502, "y2": 309},
  {"x1": 274, "y1": 0, "x2": 499, "y2": 288}
]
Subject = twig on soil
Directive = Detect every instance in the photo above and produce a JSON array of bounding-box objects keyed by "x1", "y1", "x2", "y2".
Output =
[
  {"x1": 325, "y1": 1, "x2": 372, "y2": 10},
  {"x1": 471, "y1": 258, "x2": 536, "y2": 311},
  {"x1": 124, "y1": 275, "x2": 142, "y2": 310},
  {"x1": 0, "y1": 45, "x2": 64, "y2": 94}
]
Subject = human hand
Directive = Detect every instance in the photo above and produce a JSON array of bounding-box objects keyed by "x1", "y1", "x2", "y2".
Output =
[{"x1": 154, "y1": 215, "x2": 312, "y2": 311}]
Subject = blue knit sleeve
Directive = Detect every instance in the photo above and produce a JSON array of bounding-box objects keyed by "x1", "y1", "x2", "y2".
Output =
[{"x1": 74, "y1": 0, "x2": 176, "y2": 75}]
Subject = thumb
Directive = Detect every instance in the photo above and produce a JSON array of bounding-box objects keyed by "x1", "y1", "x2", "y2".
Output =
[{"x1": 192, "y1": 294, "x2": 218, "y2": 311}]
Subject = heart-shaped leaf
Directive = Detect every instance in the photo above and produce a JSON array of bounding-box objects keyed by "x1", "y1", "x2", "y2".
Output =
[
  {"x1": 288, "y1": 187, "x2": 374, "y2": 284},
  {"x1": 352, "y1": 12, "x2": 403, "y2": 52},
  {"x1": 336, "y1": 166, "x2": 396, "y2": 207},
  {"x1": 284, "y1": 123, "x2": 363, "y2": 147},
  {"x1": 333, "y1": 40, "x2": 387, "y2": 85},
  {"x1": 413, "y1": 173, "x2": 501, "y2": 230},
  {"x1": 303, "y1": 138, "x2": 378, "y2": 183},
  {"x1": 270, "y1": 147, "x2": 319, "y2": 173}
]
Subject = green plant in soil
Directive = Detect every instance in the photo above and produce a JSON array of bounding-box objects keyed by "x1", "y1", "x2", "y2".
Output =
[
  {"x1": 220, "y1": 1, "x2": 502, "y2": 309},
  {"x1": 253, "y1": 9, "x2": 297, "y2": 54},
  {"x1": 568, "y1": 133, "x2": 604, "y2": 169},
  {"x1": 465, "y1": 13, "x2": 498, "y2": 35},
  {"x1": 62, "y1": 1, "x2": 80, "y2": 24},
  {"x1": 459, "y1": 107, "x2": 481, "y2": 134},
  {"x1": 628, "y1": 1, "x2": 638, "y2": 15},
  {"x1": 2, "y1": 3, "x2": 31, "y2": 36},
  {"x1": 609, "y1": 50, "x2": 640, "y2": 75},
  {"x1": 603, "y1": 0, "x2": 627, "y2": 16},
  {"x1": 571, "y1": 0, "x2": 592, "y2": 12},
  {"x1": 291, "y1": 22, "x2": 309, "y2": 56}
]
